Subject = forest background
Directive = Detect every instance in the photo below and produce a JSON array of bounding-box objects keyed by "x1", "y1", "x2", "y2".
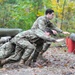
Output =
[{"x1": 0, "y1": 0, "x2": 75, "y2": 33}]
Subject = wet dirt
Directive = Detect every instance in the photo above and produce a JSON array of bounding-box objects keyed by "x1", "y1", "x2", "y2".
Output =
[{"x1": 0, "y1": 40, "x2": 75, "y2": 75}]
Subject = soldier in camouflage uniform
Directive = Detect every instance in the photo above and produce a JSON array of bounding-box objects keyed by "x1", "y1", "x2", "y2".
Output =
[
  {"x1": 31, "y1": 9, "x2": 62, "y2": 33},
  {"x1": 0, "y1": 28, "x2": 56, "y2": 66},
  {"x1": 0, "y1": 28, "x2": 23, "y2": 59},
  {"x1": 31, "y1": 9, "x2": 63, "y2": 63},
  {"x1": 0, "y1": 36, "x2": 15, "y2": 59},
  {"x1": 0, "y1": 42, "x2": 15, "y2": 59}
]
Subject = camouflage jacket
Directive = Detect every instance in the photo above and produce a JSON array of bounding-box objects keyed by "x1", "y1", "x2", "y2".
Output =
[
  {"x1": 10, "y1": 29, "x2": 55, "y2": 45},
  {"x1": 31, "y1": 15, "x2": 62, "y2": 33}
]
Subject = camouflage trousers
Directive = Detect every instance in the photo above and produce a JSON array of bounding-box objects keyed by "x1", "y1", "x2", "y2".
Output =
[
  {"x1": 42, "y1": 42, "x2": 51, "y2": 54},
  {"x1": 3, "y1": 39, "x2": 35, "y2": 63},
  {"x1": 0, "y1": 42, "x2": 15, "y2": 59},
  {"x1": 1, "y1": 40, "x2": 51, "y2": 64},
  {"x1": 30, "y1": 41, "x2": 51, "y2": 62}
]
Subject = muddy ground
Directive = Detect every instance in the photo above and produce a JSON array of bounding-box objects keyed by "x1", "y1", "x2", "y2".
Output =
[{"x1": 0, "y1": 39, "x2": 75, "y2": 75}]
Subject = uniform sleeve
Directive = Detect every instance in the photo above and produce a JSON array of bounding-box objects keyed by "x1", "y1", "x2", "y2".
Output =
[
  {"x1": 35, "y1": 29, "x2": 56, "y2": 42},
  {"x1": 48, "y1": 22, "x2": 63, "y2": 33},
  {"x1": 37, "y1": 19, "x2": 46, "y2": 31}
]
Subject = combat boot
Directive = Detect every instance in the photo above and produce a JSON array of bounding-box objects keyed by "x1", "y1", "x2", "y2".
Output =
[
  {"x1": 19, "y1": 59, "x2": 25, "y2": 65},
  {"x1": 0, "y1": 59, "x2": 8, "y2": 68},
  {"x1": 1, "y1": 59, "x2": 8, "y2": 65},
  {"x1": 0, "y1": 61, "x2": 3, "y2": 68}
]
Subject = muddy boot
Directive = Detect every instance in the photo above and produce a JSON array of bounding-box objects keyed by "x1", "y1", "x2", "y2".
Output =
[
  {"x1": 0, "y1": 61, "x2": 3, "y2": 68},
  {"x1": 0, "y1": 59, "x2": 8, "y2": 68},
  {"x1": 39, "y1": 55, "x2": 48, "y2": 62},
  {"x1": 19, "y1": 59, "x2": 25, "y2": 65},
  {"x1": 1, "y1": 59, "x2": 9, "y2": 65},
  {"x1": 25, "y1": 59, "x2": 32, "y2": 66}
]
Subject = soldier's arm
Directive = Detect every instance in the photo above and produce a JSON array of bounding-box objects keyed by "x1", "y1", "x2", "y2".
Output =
[
  {"x1": 35, "y1": 29, "x2": 56, "y2": 42},
  {"x1": 50, "y1": 24, "x2": 70, "y2": 34},
  {"x1": 49, "y1": 23, "x2": 70, "y2": 35},
  {"x1": 39, "y1": 34, "x2": 56, "y2": 42},
  {"x1": 49, "y1": 23, "x2": 63, "y2": 33}
]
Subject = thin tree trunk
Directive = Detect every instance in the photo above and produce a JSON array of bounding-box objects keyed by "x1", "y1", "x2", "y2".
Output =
[{"x1": 60, "y1": 0, "x2": 66, "y2": 29}]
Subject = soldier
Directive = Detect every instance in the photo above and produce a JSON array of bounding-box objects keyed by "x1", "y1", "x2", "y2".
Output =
[
  {"x1": 0, "y1": 28, "x2": 56, "y2": 67},
  {"x1": 31, "y1": 9, "x2": 62, "y2": 34},
  {"x1": 0, "y1": 28, "x2": 23, "y2": 59},
  {"x1": 0, "y1": 42, "x2": 15, "y2": 59},
  {"x1": 31, "y1": 8, "x2": 69, "y2": 57}
]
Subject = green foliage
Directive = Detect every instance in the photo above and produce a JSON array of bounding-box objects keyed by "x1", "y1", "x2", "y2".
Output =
[
  {"x1": 0, "y1": 0, "x2": 37, "y2": 30},
  {"x1": 7, "y1": 0, "x2": 16, "y2": 4},
  {"x1": 0, "y1": 0, "x2": 75, "y2": 32}
]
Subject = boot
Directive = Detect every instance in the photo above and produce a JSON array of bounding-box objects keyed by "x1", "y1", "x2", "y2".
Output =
[
  {"x1": 0, "y1": 61, "x2": 3, "y2": 68},
  {"x1": 0, "y1": 59, "x2": 8, "y2": 68},
  {"x1": 1, "y1": 59, "x2": 8, "y2": 65},
  {"x1": 19, "y1": 59, "x2": 25, "y2": 65}
]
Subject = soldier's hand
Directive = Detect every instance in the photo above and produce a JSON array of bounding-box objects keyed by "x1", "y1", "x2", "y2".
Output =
[
  {"x1": 56, "y1": 38, "x2": 64, "y2": 42},
  {"x1": 63, "y1": 31, "x2": 70, "y2": 34},
  {"x1": 52, "y1": 30, "x2": 58, "y2": 34}
]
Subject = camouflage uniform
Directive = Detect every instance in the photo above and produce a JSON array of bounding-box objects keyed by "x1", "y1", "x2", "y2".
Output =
[
  {"x1": 0, "y1": 29, "x2": 55, "y2": 65},
  {"x1": 0, "y1": 36, "x2": 15, "y2": 59},
  {"x1": 31, "y1": 15, "x2": 63, "y2": 62},
  {"x1": 0, "y1": 28, "x2": 23, "y2": 60},
  {"x1": 0, "y1": 42, "x2": 15, "y2": 59},
  {"x1": 31, "y1": 15, "x2": 62, "y2": 32}
]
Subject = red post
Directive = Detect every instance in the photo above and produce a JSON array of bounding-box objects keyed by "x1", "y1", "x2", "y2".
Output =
[{"x1": 66, "y1": 37, "x2": 75, "y2": 53}]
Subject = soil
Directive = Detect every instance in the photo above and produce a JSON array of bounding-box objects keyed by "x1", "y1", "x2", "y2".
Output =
[{"x1": 0, "y1": 39, "x2": 75, "y2": 75}]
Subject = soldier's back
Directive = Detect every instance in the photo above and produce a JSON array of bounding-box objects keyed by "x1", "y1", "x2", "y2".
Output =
[{"x1": 31, "y1": 16, "x2": 47, "y2": 30}]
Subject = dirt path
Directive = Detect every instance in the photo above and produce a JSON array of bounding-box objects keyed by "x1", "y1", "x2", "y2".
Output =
[{"x1": 0, "y1": 40, "x2": 75, "y2": 75}]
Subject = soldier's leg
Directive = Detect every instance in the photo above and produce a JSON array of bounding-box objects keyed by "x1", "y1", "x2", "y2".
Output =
[
  {"x1": 32, "y1": 45, "x2": 43, "y2": 62},
  {"x1": 0, "y1": 45, "x2": 24, "y2": 65},
  {"x1": 33, "y1": 42, "x2": 51, "y2": 62},
  {"x1": 0, "y1": 42, "x2": 15, "y2": 59},
  {"x1": 28, "y1": 42, "x2": 51, "y2": 66},
  {"x1": 19, "y1": 42, "x2": 35, "y2": 65},
  {"x1": 23, "y1": 44, "x2": 43, "y2": 66},
  {"x1": 27, "y1": 43, "x2": 43, "y2": 65},
  {"x1": 40, "y1": 42, "x2": 51, "y2": 55},
  {"x1": 3, "y1": 39, "x2": 29, "y2": 63}
]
